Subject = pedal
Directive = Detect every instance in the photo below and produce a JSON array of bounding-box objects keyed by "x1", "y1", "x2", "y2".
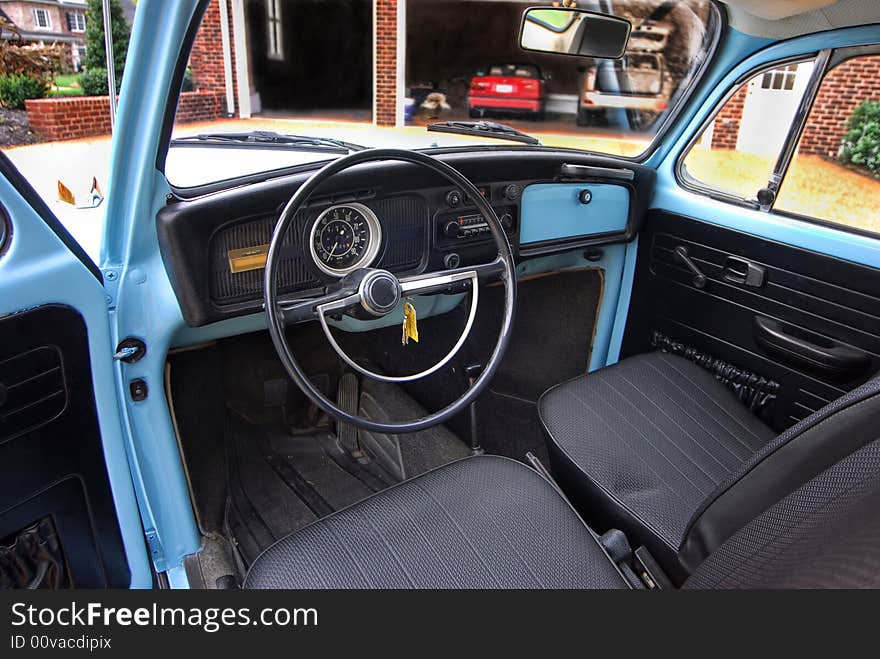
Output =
[{"x1": 337, "y1": 373, "x2": 359, "y2": 453}]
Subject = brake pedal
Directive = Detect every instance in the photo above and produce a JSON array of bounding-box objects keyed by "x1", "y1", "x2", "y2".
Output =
[{"x1": 337, "y1": 373, "x2": 359, "y2": 454}]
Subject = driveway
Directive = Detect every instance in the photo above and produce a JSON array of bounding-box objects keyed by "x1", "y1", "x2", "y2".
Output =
[{"x1": 3, "y1": 115, "x2": 646, "y2": 261}]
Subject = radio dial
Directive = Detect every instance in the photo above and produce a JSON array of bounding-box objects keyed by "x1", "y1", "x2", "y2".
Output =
[
  {"x1": 443, "y1": 220, "x2": 462, "y2": 239},
  {"x1": 500, "y1": 213, "x2": 514, "y2": 231}
]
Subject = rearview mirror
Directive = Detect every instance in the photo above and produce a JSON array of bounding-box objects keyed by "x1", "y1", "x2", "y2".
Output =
[{"x1": 519, "y1": 7, "x2": 631, "y2": 60}]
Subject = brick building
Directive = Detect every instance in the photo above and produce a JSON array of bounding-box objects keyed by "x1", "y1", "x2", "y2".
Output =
[
  {"x1": 0, "y1": 0, "x2": 89, "y2": 70},
  {"x1": 188, "y1": 0, "x2": 403, "y2": 125},
  {"x1": 709, "y1": 56, "x2": 880, "y2": 158},
  {"x1": 188, "y1": 0, "x2": 563, "y2": 127}
]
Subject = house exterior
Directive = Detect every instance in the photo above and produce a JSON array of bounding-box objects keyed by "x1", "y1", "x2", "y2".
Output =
[
  {"x1": 0, "y1": 0, "x2": 89, "y2": 70},
  {"x1": 709, "y1": 56, "x2": 880, "y2": 158}
]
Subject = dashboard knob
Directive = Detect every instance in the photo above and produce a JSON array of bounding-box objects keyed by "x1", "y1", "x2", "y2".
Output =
[
  {"x1": 500, "y1": 213, "x2": 514, "y2": 231},
  {"x1": 446, "y1": 190, "x2": 463, "y2": 207},
  {"x1": 444, "y1": 253, "x2": 461, "y2": 269},
  {"x1": 502, "y1": 184, "x2": 520, "y2": 201},
  {"x1": 443, "y1": 220, "x2": 461, "y2": 239}
]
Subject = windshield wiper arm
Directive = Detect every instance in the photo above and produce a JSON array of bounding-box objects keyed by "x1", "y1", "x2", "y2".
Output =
[
  {"x1": 426, "y1": 121, "x2": 541, "y2": 146},
  {"x1": 170, "y1": 131, "x2": 367, "y2": 153}
]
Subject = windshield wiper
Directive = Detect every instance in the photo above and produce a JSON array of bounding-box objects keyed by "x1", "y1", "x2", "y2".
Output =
[
  {"x1": 170, "y1": 130, "x2": 367, "y2": 153},
  {"x1": 427, "y1": 121, "x2": 541, "y2": 146}
]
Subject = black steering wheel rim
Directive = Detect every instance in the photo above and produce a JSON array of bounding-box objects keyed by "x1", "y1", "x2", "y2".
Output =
[{"x1": 264, "y1": 148, "x2": 517, "y2": 434}]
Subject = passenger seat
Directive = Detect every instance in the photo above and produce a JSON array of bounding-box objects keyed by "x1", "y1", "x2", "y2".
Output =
[{"x1": 539, "y1": 351, "x2": 880, "y2": 581}]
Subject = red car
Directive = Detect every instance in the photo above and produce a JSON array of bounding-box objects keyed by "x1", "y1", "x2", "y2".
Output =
[{"x1": 468, "y1": 63, "x2": 546, "y2": 120}]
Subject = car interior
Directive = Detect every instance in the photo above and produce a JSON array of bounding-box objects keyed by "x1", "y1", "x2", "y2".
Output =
[{"x1": 1, "y1": 0, "x2": 879, "y2": 591}]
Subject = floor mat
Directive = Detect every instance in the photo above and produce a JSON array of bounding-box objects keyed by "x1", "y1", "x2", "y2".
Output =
[{"x1": 477, "y1": 389, "x2": 550, "y2": 466}]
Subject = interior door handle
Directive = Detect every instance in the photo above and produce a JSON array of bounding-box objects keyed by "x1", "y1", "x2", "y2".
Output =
[
  {"x1": 723, "y1": 256, "x2": 765, "y2": 288},
  {"x1": 753, "y1": 316, "x2": 870, "y2": 380}
]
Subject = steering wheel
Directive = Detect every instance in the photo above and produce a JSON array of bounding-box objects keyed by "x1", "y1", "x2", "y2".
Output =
[{"x1": 264, "y1": 149, "x2": 517, "y2": 433}]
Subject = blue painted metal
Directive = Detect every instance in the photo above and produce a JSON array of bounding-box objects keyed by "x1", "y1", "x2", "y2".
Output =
[
  {"x1": 0, "y1": 176, "x2": 153, "y2": 588},
  {"x1": 520, "y1": 183, "x2": 630, "y2": 244},
  {"x1": 98, "y1": 0, "x2": 203, "y2": 576},
  {"x1": 652, "y1": 25, "x2": 880, "y2": 268},
  {"x1": 604, "y1": 237, "x2": 639, "y2": 367}
]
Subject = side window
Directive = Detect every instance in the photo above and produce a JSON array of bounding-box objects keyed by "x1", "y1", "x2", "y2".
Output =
[
  {"x1": 681, "y1": 59, "x2": 816, "y2": 200},
  {"x1": 681, "y1": 53, "x2": 880, "y2": 239},
  {"x1": 775, "y1": 55, "x2": 880, "y2": 235}
]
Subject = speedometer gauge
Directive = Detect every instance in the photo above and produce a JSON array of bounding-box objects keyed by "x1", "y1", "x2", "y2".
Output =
[{"x1": 308, "y1": 203, "x2": 382, "y2": 277}]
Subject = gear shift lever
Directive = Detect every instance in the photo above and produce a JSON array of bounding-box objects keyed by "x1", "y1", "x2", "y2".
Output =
[{"x1": 465, "y1": 362, "x2": 485, "y2": 455}]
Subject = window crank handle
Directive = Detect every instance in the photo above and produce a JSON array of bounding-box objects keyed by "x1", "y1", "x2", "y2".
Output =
[{"x1": 674, "y1": 246, "x2": 707, "y2": 290}]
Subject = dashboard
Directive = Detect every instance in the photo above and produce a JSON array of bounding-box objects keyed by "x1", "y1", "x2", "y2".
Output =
[{"x1": 157, "y1": 150, "x2": 655, "y2": 327}]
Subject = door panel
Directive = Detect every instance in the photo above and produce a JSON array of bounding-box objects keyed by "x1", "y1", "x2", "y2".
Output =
[
  {"x1": 0, "y1": 307, "x2": 131, "y2": 587},
  {"x1": 621, "y1": 211, "x2": 880, "y2": 432},
  {"x1": 0, "y1": 154, "x2": 150, "y2": 588}
]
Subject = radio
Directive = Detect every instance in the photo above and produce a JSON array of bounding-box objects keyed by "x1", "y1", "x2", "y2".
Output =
[{"x1": 442, "y1": 211, "x2": 514, "y2": 240}]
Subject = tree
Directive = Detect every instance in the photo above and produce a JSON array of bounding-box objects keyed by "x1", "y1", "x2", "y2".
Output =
[{"x1": 83, "y1": 0, "x2": 130, "y2": 85}]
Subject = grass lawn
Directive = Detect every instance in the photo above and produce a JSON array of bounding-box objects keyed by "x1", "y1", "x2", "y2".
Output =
[
  {"x1": 49, "y1": 73, "x2": 83, "y2": 98},
  {"x1": 684, "y1": 149, "x2": 880, "y2": 235}
]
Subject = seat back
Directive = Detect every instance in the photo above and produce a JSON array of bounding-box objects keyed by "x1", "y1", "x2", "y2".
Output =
[
  {"x1": 683, "y1": 437, "x2": 880, "y2": 588},
  {"x1": 679, "y1": 374, "x2": 880, "y2": 579}
]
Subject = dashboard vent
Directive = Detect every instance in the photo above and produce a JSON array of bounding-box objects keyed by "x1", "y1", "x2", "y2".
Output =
[
  {"x1": 0, "y1": 346, "x2": 67, "y2": 443},
  {"x1": 209, "y1": 212, "x2": 319, "y2": 305},
  {"x1": 375, "y1": 195, "x2": 429, "y2": 272}
]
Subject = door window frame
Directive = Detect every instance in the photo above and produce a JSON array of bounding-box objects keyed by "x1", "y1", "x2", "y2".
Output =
[{"x1": 675, "y1": 43, "x2": 880, "y2": 242}]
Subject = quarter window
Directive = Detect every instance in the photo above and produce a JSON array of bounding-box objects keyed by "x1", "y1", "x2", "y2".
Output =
[
  {"x1": 681, "y1": 53, "x2": 880, "y2": 238},
  {"x1": 681, "y1": 60, "x2": 815, "y2": 200},
  {"x1": 33, "y1": 8, "x2": 52, "y2": 30}
]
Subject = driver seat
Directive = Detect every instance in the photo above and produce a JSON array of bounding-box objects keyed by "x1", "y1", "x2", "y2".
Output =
[{"x1": 246, "y1": 427, "x2": 880, "y2": 588}]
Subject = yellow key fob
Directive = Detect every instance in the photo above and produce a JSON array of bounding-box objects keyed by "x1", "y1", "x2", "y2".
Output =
[{"x1": 402, "y1": 302, "x2": 419, "y2": 344}]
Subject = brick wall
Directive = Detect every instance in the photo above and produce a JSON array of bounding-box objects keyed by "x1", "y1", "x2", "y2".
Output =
[
  {"x1": 798, "y1": 55, "x2": 880, "y2": 157},
  {"x1": 375, "y1": 0, "x2": 397, "y2": 126},
  {"x1": 711, "y1": 56, "x2": 880, "y2": 156},
  {"x1": 26, "y1": 92, "x2": 218, "y2": 141},
  {"x1": 710, "y1": 84, "x2": 748, "y2": 150},
  {"x1": 188, "y1": 0, "x2": 238, "y2": 117}
]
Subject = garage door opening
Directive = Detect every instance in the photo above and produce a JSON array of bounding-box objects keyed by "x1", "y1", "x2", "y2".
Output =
[{"x1": 245, "y1": 0, "x2": 373, "y2": 121}]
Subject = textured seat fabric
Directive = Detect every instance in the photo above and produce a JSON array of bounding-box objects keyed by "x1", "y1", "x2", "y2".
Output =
[
  {"x1": 685, "y1": 438, "x2": 880, "y2": 589},
  {"x1": 539, "y1": 352, "x2": 775, "y2": 566},
  {"x1": 245, "y1": 455, "x2": 628, "y2": 589}
]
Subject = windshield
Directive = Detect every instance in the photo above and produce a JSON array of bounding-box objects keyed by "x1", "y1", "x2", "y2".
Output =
[{"x1": 165, "y1": 0, "x2": 719, "y2": 188}]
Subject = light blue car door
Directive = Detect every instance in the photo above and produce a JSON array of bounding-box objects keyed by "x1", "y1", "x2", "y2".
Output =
[{"x1": 0, "y1": 154, "x2": 152, "y2": 588}]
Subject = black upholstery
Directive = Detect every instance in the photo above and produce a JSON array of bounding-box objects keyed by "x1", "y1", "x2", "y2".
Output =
[
  {"x1": 245, "y1": 456, "x2": 628, "y2": 589},
  {"x1": 540, "y1": 351, "x2": 880, "y2": 581},
  {"x1": 539, "y1": 352, "x2": 774, "y2": 573},
  {"x1": 680, "y1": 370, "x2": 880, "y2": 570},
  {"x1": 684, "y1": 438, "x2": 880, "y2": 589}
]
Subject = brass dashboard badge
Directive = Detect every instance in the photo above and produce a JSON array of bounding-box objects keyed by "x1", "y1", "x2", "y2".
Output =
[{"x1": 228, "y1": 244, "x2": 269, "y2": 273}]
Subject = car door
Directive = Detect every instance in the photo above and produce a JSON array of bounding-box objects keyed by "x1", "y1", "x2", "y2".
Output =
[
  {"x1": 620, "y1": 39, "x2": 880, "y2": 434},
  {"x1": 0, "y1": 153, "x2": 151, "y2": 588}
]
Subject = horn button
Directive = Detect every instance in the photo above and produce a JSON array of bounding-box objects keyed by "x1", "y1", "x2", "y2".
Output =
[{"x1": 359, "y1": 270, "x2": 402, "y2": 316}]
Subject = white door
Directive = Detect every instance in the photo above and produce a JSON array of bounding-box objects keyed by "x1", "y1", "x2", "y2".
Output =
[{"x1": 736, "y1": 61, "x2": 814, "y2": 156}]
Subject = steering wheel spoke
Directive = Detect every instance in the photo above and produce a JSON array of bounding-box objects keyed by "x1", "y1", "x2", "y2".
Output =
[
  {"x1": 278, "y1": 288, "x2": 361, "y2": 325},
  {"x1": 398, "y1": 257, "x2": 506, "y2": 297}
]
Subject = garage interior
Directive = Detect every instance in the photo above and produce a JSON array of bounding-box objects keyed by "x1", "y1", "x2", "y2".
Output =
[{"x1": 244, "y1": 0, "x2": 373, "y2": 119}]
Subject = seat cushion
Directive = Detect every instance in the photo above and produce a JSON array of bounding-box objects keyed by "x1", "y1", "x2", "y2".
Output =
[
  {"x1": 245, "y1": 455, "x2": 628, "y2": 589},
  {"x1": 539, "y1": 352, "x2": 774, "y2": 570}
]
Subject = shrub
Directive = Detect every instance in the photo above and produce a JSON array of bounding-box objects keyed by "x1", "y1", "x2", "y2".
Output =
[
  {"x1": 0, "y1": 74, "x2": 48, "y2": 110},
  {"x1": 840, "y1": 100, "x2": 880, "y2": 174},
  {"x1": 79, "y1": 68, "x2": 112, "y2": 97}
]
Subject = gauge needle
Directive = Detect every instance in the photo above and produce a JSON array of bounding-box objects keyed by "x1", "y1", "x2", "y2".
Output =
[{"x1": 329, "y1": 242, "x2": 339, "y2": 257}]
